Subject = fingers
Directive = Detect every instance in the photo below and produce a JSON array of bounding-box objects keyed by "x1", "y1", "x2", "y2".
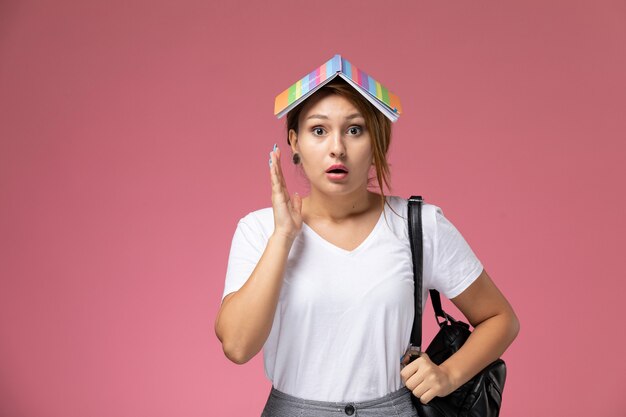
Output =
[
  {"x1": 275, "y1": 147, "x2": 287, "y2": 189},
  {"x1": 404, "y1": 366, "x2": 433, "y2": 404},
  {"x1": 402, "y1": 353, "x2": 454, "y2": 405},
  {"x1": 269, "y1": 148, "x2": 280, "y2": 190},
  {"x1": 400, "y1": 352, "x2": 421, "y2": 382},
  {"x1": 269, "y1": 145, "x2": 290, "y2": 203},
  {"x1": 415, "y1": 388, "x2": 437, "y2": 405},
  {"x1": 291, "y1": 192, "x2": 302, "y2": 214}
]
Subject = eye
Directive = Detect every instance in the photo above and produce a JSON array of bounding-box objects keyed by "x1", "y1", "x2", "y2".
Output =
[
  {"x1": 348, "y1": 125, "x2": 363, "y2": 135},
  {"x1": 312, "y1": 127, "x2": 325, "y2": 136}
]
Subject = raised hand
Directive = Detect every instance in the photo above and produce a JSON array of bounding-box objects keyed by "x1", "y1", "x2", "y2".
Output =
[{"x1": 269, "y1": 144, "x2": 303, "y2": 242}]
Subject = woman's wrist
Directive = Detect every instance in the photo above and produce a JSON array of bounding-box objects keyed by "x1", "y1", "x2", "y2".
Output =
[
  {"x1": 438, "y1": 361, "x2": 464, "y2": 391},
  {"x1": 270, "y1": 230, "x2": 297, "y2": 248}
]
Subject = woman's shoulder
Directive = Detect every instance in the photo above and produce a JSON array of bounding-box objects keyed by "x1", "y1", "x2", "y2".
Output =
[
  {"x1": 384, "y1": 195, "x2": 442, "y2": 220},
  {"x1": 383, "y1": 195, "x2": 449, "y2": 245},
  {"x1": 241, "y1": 205, "x2": 273, "y2": 221},
  {"x1": 232, "y1": 206, "x2": 274, "y2": 238}
]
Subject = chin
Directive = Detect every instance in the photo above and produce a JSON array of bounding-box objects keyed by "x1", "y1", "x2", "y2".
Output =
[{"x1": 320, "y1": 183, "x2": 366, "y2": 196}]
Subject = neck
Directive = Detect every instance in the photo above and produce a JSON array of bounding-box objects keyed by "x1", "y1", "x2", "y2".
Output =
[{"x1": 304, "y1": 188, "x2": 378, "y2": 223}]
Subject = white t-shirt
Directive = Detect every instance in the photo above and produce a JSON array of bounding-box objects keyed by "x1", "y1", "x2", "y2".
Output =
[{"x1": 221, "y1": 195, "x2": 484, "y2": 402}]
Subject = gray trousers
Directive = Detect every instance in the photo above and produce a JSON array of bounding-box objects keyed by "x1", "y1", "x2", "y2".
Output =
[{"x1": 261, "y1": 385, "x2": 419, "y2": 417}]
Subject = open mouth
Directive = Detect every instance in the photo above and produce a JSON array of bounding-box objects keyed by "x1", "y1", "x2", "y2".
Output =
[{"x1": 326, "y1": 169, "x2": 349, "y2": 181}]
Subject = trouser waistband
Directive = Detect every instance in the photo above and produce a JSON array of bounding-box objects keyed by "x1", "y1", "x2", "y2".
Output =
[{"x1": 269, "y1": 385, "x2": 412, "y2": 408}]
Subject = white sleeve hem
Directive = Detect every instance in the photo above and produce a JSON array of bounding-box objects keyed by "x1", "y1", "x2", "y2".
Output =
[
  {"x1": 444, "y1": 263, "x2": 484, "y2": 299},
  {"x1": 221, "y1": 290, "x2": 236, "y2": 303}
]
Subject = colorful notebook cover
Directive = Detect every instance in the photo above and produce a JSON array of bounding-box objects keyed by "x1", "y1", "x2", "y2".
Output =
[{"x1": 274, "y1": 54, "x2": 403, "y2": 122}]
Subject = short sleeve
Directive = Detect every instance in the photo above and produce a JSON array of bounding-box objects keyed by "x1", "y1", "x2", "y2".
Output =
[
  {"x1": 221, "y1": 213, "x2": 268, "y2": 303},
  {"x1": 430, "y1": 206, "x2": 484, "y2": 299}
]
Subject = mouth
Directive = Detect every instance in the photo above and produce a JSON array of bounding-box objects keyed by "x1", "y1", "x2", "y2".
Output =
[
  {"x1": 325, "y1": 164, "x2": 349, "y2": 174},
  {"x1": 325, "y1": 167, "x2": 349, "y2": 181}
]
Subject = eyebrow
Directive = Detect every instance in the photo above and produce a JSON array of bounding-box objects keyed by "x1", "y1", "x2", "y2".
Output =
[{"x1": 305, "y1": 113, "x2": 364, "y2": 121}]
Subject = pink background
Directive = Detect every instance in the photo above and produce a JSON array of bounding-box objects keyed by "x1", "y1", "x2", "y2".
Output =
[{"x1": 1, "y1": 1, "x2": 625, "y2": 416}]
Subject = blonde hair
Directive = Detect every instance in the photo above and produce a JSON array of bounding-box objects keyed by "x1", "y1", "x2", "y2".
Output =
[{"x1": 285, "y1": 78, "x2": 394, "y2": 215}]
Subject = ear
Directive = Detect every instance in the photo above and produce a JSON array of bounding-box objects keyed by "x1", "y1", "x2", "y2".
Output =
[{"x1": 288, "y1": 129, "x2": 298, "y2": 153}]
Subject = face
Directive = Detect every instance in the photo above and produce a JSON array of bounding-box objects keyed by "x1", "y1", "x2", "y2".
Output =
[{"x1": 289, "y1": 93, "x2": 373, "y2": 197}]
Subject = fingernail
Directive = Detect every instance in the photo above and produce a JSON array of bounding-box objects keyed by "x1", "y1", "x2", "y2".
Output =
[
  {"x1": 269, "y1": 158, "x2": 272, "y2": 166},
  {"x1": 273, "y1": 143, "x2": 277, "y2": 151}
]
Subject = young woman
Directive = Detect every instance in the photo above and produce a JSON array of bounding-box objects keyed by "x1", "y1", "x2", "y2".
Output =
[{"x1": 215, "y1": 75, "x2": 520, "y2": 416}]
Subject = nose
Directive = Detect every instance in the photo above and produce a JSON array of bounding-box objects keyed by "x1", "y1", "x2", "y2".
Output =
[{"x1": 329, "y1": 133, "x2": 346, "y2": 159}]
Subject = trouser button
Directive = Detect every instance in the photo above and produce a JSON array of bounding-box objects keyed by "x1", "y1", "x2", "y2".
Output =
[{"x1": 344, "y1": 404, "x2": 355, "y2": 415}]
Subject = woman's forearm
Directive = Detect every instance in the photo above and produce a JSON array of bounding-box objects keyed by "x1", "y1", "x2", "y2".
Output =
[
  {"x1": 215, "y1": 232, "x2": 294, "y2": 364},
  {"x1": 439, "y1": 311, "x2": 520, "y2": 390}
]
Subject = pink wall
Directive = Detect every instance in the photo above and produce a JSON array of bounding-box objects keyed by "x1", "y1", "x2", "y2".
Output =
[{"x1": 1, "y1": 1, "x2": 625, "y2": 416}]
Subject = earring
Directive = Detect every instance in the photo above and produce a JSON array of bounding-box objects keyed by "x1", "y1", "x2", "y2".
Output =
[{"x1": 292, "y1": 153, "x2": 301, "y2": 165}]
